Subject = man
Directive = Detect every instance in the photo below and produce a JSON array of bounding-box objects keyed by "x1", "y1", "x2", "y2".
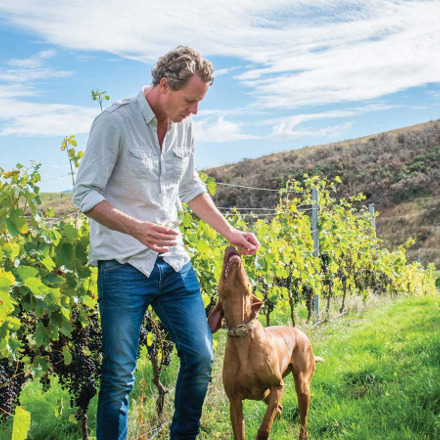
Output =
[{"x1": 73, "y1": 46, "x2": 259, "y2": 440}]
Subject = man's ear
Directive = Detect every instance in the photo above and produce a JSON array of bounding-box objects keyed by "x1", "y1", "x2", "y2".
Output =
[
  {"x1": 159, "y1": 77, "x2": 170, "y2": 93},
  {"x1": 251, "y1": 294, "x2": 264, "y2": 314},
  {"x1": 208, "y1": 301, "x2": 224, "y2": 334}
]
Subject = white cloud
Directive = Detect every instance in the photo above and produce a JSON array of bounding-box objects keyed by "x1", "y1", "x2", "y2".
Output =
[
  {"x1": 6, "y1": 50, "x2": 56, "y2": 68},
  {"x1": 265, "y1": 103, "x2": 397, "y2": 138},
  {"x1": 213, "y1": 66, "x2": 242, "y2": 77},
  {"x1": 193, "y1": 117, "x2": 260, "y2": 143},
  {"x1": 0, "y1": 99, "x2": 98, "y2": 136},
  {"x1": 0, "y1": 1, "x2": 438, "y2": 109},
  {"x1": 0, "y1": 68, "x2": 72, "y2": 83},
  {"x1": 272, "y1": 121, "x2": 354, "y2": 139},
  {"x1": 0, "y1": 50, "x2": 86, "y2": 136},
  {"x1": 0, "y1": 0, "x2": 438, "y2": 140},
  {"x1": 0, "y1": 50, "x2": 73, "y2": 84}
]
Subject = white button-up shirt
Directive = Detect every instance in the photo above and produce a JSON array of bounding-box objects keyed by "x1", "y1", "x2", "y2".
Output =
[{"x1": 73, "y1": 87, "x2": 207, "y2": 277}]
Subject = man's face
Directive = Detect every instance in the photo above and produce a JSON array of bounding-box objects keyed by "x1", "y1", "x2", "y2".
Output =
[{"x1": 160, "y1": 73, "x2": 210, "y2": 123}]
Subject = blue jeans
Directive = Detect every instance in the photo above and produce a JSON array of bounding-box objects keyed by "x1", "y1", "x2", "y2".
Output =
[{"x1": 96, "y1": 258, "x2": 214, "y2": 440}]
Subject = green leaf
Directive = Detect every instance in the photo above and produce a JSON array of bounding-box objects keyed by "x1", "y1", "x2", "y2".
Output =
[
  {"x1": 40, "y1": 257, "x2": 56, "y2": 271},
  {"x1": 12, "y1": 216, "x2": 28, "y2": 234},
  {"x1": 1, "y1": 242, "x2": 20, "y2": 260},
  {"x1": 197, "y1": 240, "x2": 210, "y2": 253},
  {"x1": 147, "y1": 332, "x2": 154, "y2": 346},
  {"x1": 12, "y1": 406, "x2": 31, "y2": 440},
  {"x1": 24, "y1": 277, "x2": 48, "y2": 299},
  {"x1": 62, "y1": 224, "x2": 79, "y2": 241},
  {"x1": 43, "y1": 272, "x2": 64, "y2": 287},
  {"x1": 35, "y1": 322, "x2": 50, "y2": 348},
  {"x1": 0, "y1": 270, "x2": 16, "y2": 319},
  {"x1": 4, "y1": 218, "x2": 19, "y2": 238},
  {"x1": 45, "y1": 288, "x2": 61, "y2": 308},
  {"x1": 83, "y1": 294, "x2": 97, "y2": 308},
  {"x1": 58, "y1": 242, "x2": 74, "y2": 267},
  {"x1": 62, "y1": 346, "x2": 72, "y2": 366},
  {"x1": 207, "y1": 180, "x2": 217, "y2": 195},
  {"x1": 16, "y1": 266, "x2": 39, "y2": 282}
]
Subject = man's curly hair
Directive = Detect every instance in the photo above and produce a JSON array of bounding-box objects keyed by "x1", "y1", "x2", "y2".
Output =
[{"x1": 151, "y1": 46, "x2": 214, "y2": 90}]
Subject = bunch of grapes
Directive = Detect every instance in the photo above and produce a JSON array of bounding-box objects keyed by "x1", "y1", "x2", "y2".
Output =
[
  {"x1": 204, "y1": 294, "x2": 217, "y2": 317},
  {"x1": 303, "y1": 285, "x2": 314, "y2": 321},
  {"x1": 0, "y1": 358, "x2": 28, "y2": 422},
  {"x1": 46, "y1": 308, "x2": 102, "y2": 421},
  {"x1": 320, "y1": 253, "x2": 330, "y2": 275}
]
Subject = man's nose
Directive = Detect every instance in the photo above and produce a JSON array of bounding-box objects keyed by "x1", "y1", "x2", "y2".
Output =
[{"x1": 189, "y1": 102, "x2": 198, "y2": 115}]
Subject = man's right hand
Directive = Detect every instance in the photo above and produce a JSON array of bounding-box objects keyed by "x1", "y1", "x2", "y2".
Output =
[
  {"x1": 86, "y1": 201, "x2": 179, "y2": 253},
  {"x1": 132, "y1": 221, "x2": 179, "y2": 253}
]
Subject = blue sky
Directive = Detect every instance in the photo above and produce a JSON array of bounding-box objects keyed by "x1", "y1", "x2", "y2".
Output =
[{"x1": 0, "y1": 0, "x2": 439, "y2": 192}]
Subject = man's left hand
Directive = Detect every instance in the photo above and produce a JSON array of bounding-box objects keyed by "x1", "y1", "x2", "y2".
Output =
[{"x1": 225, "y1": 229, "x2": 260, "y2": 255}]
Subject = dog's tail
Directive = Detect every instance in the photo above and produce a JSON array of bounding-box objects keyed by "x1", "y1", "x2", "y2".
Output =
[{"x1": 315, "y1": 356, "x2": 324, "y2": 362}]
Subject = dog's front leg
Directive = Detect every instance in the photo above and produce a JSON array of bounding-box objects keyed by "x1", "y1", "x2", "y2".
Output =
[
  {"x1": 257, "y1": 383, "x2": 284, "y2": 440},
  {"x1": 229, "y1": 397, "x2": 245, "y2": 440}
]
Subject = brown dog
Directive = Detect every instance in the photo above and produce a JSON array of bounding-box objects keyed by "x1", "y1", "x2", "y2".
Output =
[{"x1": 208, "y1": 247, "x2": 322, "y2": 440}]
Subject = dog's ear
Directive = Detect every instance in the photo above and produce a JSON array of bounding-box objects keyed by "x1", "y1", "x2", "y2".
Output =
[
  {"x1": 208, "y1": 301, "x2": 224, "y2": 334},
  {"x1": 251, "y1": 294, "x2": 264, "y2": 314}
]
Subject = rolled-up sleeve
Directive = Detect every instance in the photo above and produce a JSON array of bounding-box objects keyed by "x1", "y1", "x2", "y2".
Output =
[
  {"x1": 73, "y1": 111, "x2": 120, "y2": 213},
  {"x1": 178, "y1": 135, "x2": 207, "y2": 204}
]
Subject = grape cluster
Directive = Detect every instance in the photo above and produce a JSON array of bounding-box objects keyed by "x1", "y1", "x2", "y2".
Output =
[
  {"x1": 204, "y1": 294, "x2": 217, "y2": 317},
  {"x1": 260, "y1": 277, "x2": 276, "y2": 313},
  {"x1": 320, "y1": 253, "x2": 330, "y2": 274},
  {"x1": 275, "y1": 276, "x2": 288, "y2": 289},
  {"x1": 0, "y1": 358, "x2": 28, "y2": 421},
  {"x1": 45, "y1": 308, "x2": 102, "y2": 421},
  {"x1": 303, "y1": 285, "x2": 314, "y2": 320}
]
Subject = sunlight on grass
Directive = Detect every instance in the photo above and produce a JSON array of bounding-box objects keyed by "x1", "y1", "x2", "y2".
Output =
[{"x1": 2, "y1": 294, "x2": 439, "y2": 439}]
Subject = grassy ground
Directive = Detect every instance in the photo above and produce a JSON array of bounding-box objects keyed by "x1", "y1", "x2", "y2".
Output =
[{"x1": 2, "y1": 293, "x2": 439, "y2": 439}]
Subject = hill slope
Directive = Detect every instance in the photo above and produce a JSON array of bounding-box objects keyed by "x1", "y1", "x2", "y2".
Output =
[{"x1": 207, "y1": 120, "x2": 440, "y2": 267}]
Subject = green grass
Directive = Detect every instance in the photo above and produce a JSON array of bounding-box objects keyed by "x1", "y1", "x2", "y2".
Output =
[
  {"x1": 307, "y1": 294, "x2": 440, "y2": 440},
  {"x1": 2, "y1": 294, "x2": 440, "y2": 439}
]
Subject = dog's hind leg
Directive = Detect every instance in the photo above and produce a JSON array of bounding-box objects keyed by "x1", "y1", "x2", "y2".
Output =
[
  {"x1": 263, "y1": 395, "x2": 283, "y2": 419},
  {"x1": 292, "y1": 356, "x2": 315, "y2": 440},
  {"x1": 229, "y1": 397, "x2": 245, "y2": 440},
  {"x1": 293, "y1": 371, "x2": 311, "y2": 440},
  {"x1": 257, "y1": 382, "x2": 284, "y2": 440},
  {"x1": 291, "y1": 341, "x2": 316, "y2": 440}
]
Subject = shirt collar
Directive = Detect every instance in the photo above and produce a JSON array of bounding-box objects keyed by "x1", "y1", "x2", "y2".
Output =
[
  {"x1": 137, "y1": 87, "x2": 156, "y2": 125},
  {"x1": 137, "y1": 86, "x2": 175, "y2": 130}
]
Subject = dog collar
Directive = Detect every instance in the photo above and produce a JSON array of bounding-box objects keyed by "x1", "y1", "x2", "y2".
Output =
[{"x1": 226, "y1": 317, "x2": 257, "y2": 337}]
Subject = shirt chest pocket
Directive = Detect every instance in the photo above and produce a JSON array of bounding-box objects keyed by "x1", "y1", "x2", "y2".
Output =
[
  {"x1": 129, "y1": 148, "x2": 155, "y2": 179},
  {"x1": 171, "y1": 148, "x2": 191, "y2": 180}
]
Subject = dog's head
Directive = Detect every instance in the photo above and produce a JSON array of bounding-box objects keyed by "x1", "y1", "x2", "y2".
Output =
[{"x1": 208, "y1": 246, "x2": 263, "y2": 333}]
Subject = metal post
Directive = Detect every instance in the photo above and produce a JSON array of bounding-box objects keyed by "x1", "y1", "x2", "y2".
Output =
[
  {"x1": 312, "y1": 188, "x2": 319, "y2": 258},
  {"x1": 369, "y1": 203, "x2": 377, "y2": 253},
  {"x1": 311, "y1": 188, "x2": 320, "y2": 323}
]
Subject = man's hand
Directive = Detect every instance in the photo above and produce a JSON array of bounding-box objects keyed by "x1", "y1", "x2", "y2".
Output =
[
  {"x1": 224, "y1": 229, "x2": 260, "y2": 256},
  {"x1": 188, "y1": 193, "x2": 260, "y2": 255},
  {"x1": 86, "y1": 200, "x2": 179, "y2": 253},
  {"x1": 132, "y1": 221, "x2": 179, "y2": 254}
]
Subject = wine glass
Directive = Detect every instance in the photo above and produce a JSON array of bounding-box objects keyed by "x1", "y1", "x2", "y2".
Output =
[{"x1": 156, "y1": 199, "x2": 185, "y2": 256}]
